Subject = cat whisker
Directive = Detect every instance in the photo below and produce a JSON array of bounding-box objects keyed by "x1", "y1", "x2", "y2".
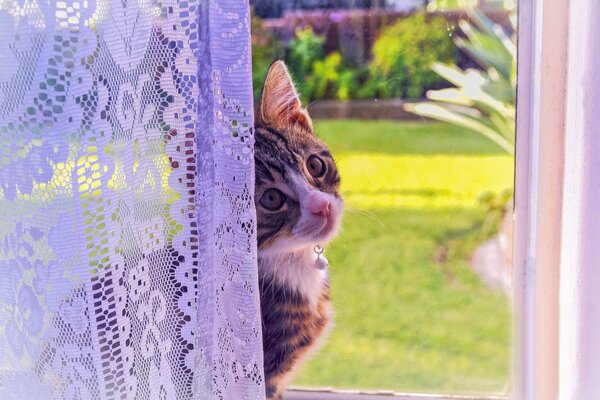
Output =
[
  {"x1": 345, "y1": 206, "x2": 386, "y2": 228},
  {"x1": 306, "y1": 99, "x2": 321, "y2": 109}
]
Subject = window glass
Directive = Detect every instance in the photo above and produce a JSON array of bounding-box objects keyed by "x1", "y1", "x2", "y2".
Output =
[{"x1": 252, "y1": 0, "x2": 515, "y2": 394}]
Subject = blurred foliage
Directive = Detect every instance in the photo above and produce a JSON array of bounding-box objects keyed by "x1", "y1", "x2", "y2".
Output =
[
  {"x1": 287, "y1": 27, "x2": 365, "y2": 102},
  {"x1": 478, "y1": 189, "x2": 513, "y2": 215},
  {"x1": 308, "y1": 52, "x2": 344, "y2": 100},
  {"x1": 429, "y1": 0, "x2": 516, "y2": 10},
  {"x1": 405, "y1": 9, "x2": 516, "y2": 154},
  {"x1": 429, "y1": 0, "x2": 474, "y2": 9},
  {"x1": 251, "y1": 11, "x2": 284, "y2": 100},
  {"x1": 287, "y1": 26, "x2": 326, "y2": 86},
  {"x1": 366, "y1": 12, "x2": 456, "y2": 99},
  {"x1": 252, "y1": 13, "x2": 456, "y2": 103},
  {"x1": 477, "y1": 188, "x2": 513, "y2": 238},
  {"x1": 252, "y1": 8, "x2": 514, "y2": 109}
]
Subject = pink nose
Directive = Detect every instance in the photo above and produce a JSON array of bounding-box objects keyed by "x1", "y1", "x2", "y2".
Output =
[{"x1": 308, "y1": 194, "x2": 330, "y2": 218}]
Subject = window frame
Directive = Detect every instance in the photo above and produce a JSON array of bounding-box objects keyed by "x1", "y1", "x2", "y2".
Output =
[
  {"x1": 285, "y1": 388, "x2": 507, "y2": 400},
  {"x1": 513, "y1": 0, "x2": 569, "y2": 399}
]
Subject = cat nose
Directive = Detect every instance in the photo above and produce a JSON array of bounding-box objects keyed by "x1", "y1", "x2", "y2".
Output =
[{"x1": 309, "y1": 195, "x2": 330, "y2": 219}]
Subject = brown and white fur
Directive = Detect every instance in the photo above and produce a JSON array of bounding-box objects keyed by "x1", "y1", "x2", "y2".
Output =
[{"x1": 255, "y1": 61, "x2": 344, "y2": 400}]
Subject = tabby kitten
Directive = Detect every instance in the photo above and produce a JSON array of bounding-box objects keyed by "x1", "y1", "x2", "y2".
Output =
[{"x1": 255, "y1": 61, "x2": 344, "y2": 400}]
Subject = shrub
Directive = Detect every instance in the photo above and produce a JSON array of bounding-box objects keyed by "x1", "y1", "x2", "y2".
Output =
[
  {"x1": 251, "y1": 13, "x2": 284, "y2": 100},
  {"x1": 286, "y1": 26, "x2": 325, "y2": 92},
  {"x1": 307, "y1": 52, "x2": 362, "y2": 101},
  {"x1": 285, "y1": 28, "x2": 362, "y2": 102},
  {"x1": 368, "y1": 12, "x2": 456, "y2": 99},
  {"x1": 405, "y1": 9, "x2": 516, "y2": 154},
  {"x1": 306, "y1": 52, "x2": 342, "y2": 100},
  {"x1": 253, "y1": 12, "x2": 460, "y2": 102}
]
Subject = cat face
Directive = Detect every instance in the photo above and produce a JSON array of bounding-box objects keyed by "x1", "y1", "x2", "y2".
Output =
[{"x1": 254, "y1": 61, "x2": 343, "y2": 254}]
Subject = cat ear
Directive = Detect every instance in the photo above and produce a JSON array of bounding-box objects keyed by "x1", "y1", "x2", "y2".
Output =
[{"x1": 260, "y1": 60, "x2": 313, "y2": 133}]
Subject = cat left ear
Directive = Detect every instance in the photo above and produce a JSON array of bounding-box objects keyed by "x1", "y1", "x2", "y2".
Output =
[{"x1": 259, "y1": 61, "x2": 313, "y2": 133}]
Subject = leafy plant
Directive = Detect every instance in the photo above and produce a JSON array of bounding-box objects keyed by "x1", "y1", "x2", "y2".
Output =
[
  {"x1": 336, "y1": 68, "x2": 360, "y2": 101},
  {"x1": 478, "y1": 188, "x2": 513, "y2": 238},
  {"x1": 306, "y1": 52, "x2": 361, "y2": 101},
  {"x1": 367, "y1": 12, "x2": 456, "y2": 99},
  {"x1": 405, "y1": 9, "x2": 516, "y2": 154},
  {"x1": 285, "y1": 28, "x2": 362, "y2": 102},
  {"x1": 251, "y1": 12, "x2": 283, "y2": 100},
  {"x1": 287, "y1": 26, "x2": 325, "y2": 93},
  {"x1": 307, "y1": 52, "x2": 342, "y2": 100}
]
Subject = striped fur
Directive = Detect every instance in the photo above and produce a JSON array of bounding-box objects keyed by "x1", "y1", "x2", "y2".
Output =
[
  {"x1": 255, "y1": 61, "x2": 343, "y2": 399},
  {"x1": 259, "y1": 269, "x2": 332, "y2": 400}
]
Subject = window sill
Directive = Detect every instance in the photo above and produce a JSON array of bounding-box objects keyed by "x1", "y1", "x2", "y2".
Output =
[{"x1": 285, "y1": 388, "x2": 508, "y2": 400}]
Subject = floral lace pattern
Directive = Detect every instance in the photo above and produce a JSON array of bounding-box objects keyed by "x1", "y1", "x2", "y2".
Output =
[{"x1": 0, "y1": 1, "x2": 263, "y2": 399}]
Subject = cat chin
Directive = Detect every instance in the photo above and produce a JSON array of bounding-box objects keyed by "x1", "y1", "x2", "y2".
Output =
[
  {"x1": 303, "y1": 219, "x2": 340, "y2": 246},
  {"x1": 258, "y1": 236, "x2": 324, "y2": 258},
  {"x1": 260, "y1": 215, "x2": 342, "y2": 257}
]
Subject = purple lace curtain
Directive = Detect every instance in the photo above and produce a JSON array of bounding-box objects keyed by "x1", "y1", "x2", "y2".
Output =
[{"x1": 0, "y1": 1, "x2": 264, "y2": 399}]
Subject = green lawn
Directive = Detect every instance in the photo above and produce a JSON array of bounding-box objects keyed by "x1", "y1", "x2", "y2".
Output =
[{"x1": 292, "y1": 120, "x2": 513, "y2": 395}]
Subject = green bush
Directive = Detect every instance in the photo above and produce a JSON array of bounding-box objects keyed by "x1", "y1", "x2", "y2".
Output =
[
  {"x1": 285, "y1": 28, "x2": 363, "y2": 102},
  {"x1": 286, "y1": 27, "x2": 325, "y2": 96},
  {"x1": 405, "y1": 9, "x2": 516, "y2": 154},
  {"x1": 251, "y1": 13, "x2": 283, "y2": 100},
  {"x1": 306, "y1": 51, "x2": 341, "y2": 100},
  {"x1": 368, "y1": 12, "x2": 455, "y2": 99},
  {"x1": 252, "y1": 13, "x2": 459, "y2": 102},
  {"x1": 307, "y1": 52, "x2": 363, "y2": 101}
]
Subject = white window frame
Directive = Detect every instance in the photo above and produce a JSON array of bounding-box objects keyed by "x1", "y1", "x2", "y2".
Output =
[
  {"x1": 503, "y1": 0, "x2": 600, "y2": 399},
  {"x1": 285, "y1": 389, "x2": 506, "y2": 400},
  {"x1": 558, "y1": 0, "x2": 600, "y2": 398},
  {"x1": 512, "y1": 0, "x2": 567, "y2": 399}
]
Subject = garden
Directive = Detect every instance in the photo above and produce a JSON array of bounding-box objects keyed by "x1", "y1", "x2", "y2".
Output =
[
  {"x1": 293, "y1": 120, "x2": 512, "y2": 393},
  {"x1": 251, "y1": 0, "x2": 516, "y2": 395}
]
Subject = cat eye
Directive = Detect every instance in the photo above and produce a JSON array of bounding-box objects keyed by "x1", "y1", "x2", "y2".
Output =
[
  {"x1": 307, "y1": 155, "x2": 326, "y2": 178},
  {"x1": 260, "y1": 188, "x2": 286, "y2": 211}
]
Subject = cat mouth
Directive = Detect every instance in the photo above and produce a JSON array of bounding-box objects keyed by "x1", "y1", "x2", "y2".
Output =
[
  {"x1": 310, "y1": 200, "x2": 344, "y2": 243},
  {"x1": 310, "y1": 215, "x2": 339, "y2": 242}
]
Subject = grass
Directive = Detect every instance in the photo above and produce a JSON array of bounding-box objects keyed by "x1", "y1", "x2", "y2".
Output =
[{"x1": 291, "y1": 120, "x2": 513, "y2": 394}]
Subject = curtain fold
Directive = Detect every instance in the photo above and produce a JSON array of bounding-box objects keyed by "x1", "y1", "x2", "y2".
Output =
[{"x1": 0, "y1": 0, "x2": 264, "y2": 398}]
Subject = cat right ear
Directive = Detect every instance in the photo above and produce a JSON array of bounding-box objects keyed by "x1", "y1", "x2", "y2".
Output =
[{"x1": 259, "y1": 61, "x2": 313, "y2": 133}]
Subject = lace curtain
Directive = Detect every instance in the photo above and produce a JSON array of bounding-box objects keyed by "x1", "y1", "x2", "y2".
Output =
[{"x1": 0, "y1": 1, "x2": 264, "y2": 399}]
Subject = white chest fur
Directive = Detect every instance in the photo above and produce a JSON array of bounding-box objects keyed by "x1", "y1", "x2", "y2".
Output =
[{"x1": 258, "y1": 247, "x2": 328, "y2": 309}]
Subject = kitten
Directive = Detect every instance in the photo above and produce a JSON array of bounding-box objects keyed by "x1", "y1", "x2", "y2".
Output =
[{"x1": 254, "y1": 61, "x2": 344, "y2": 400}]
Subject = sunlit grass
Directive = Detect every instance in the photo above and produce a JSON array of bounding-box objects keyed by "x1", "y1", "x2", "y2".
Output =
[
  {"x1": 292, "y1": 120, "x2": 513, "y2": 394},
  {"x1": 339, "y1": 154, "x2": 512, "y2": 209}
]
